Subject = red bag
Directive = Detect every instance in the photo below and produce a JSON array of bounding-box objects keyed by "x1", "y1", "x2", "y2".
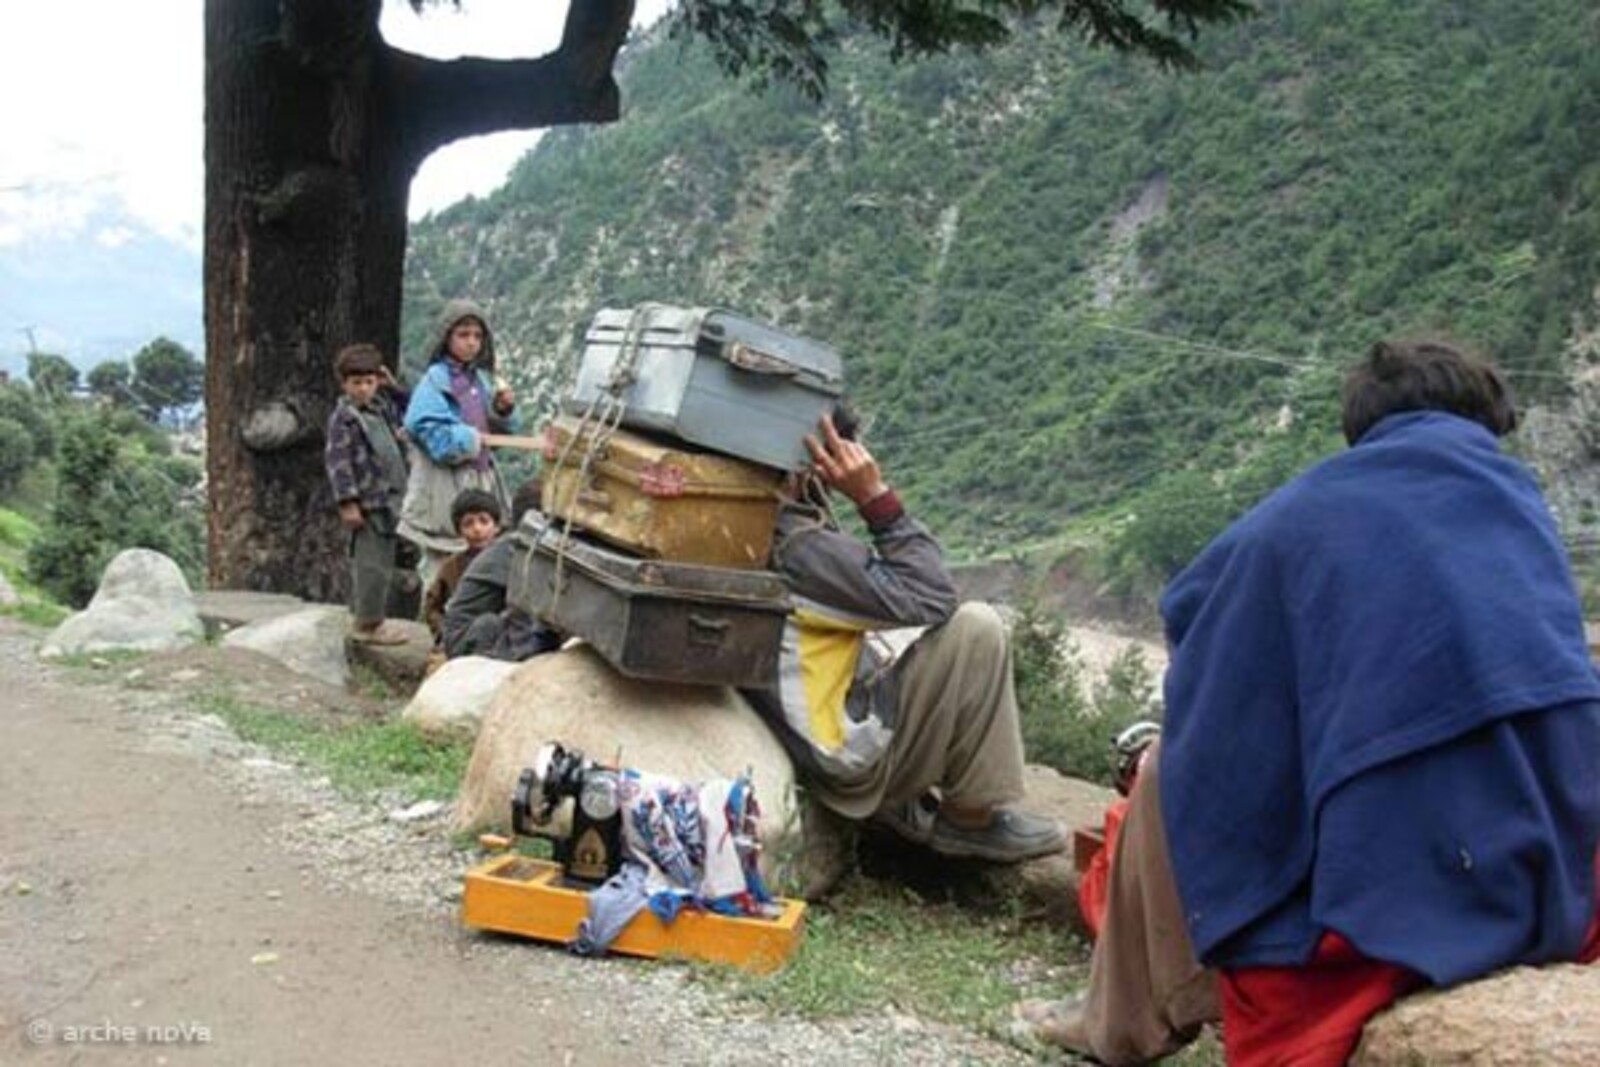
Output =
[{"x1": 1077, "y1": 798, "x2": 1129, "y2": 939}]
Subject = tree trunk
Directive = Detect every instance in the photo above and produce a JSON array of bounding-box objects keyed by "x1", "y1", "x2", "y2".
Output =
[
  {"x1": 204, "y1": 0, "x2": 633, "y2": 601},
  {"x1": 205, "y1": 0, "x2": 407, "y2": 600}
]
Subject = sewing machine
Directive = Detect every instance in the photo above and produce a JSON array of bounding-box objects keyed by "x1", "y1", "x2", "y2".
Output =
[{"x1": 459, "y1": 744, "x2": 806, "y2": 973}]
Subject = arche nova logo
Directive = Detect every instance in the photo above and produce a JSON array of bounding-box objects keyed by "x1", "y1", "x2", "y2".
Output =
[{"x1": 26, "y1": 1018, "x2": 213, "y2": 1045}]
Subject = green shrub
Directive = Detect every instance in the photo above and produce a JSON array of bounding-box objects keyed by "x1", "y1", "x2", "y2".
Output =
[
  {"x1": 0, "y1": 417, "x2": 34, "y2": 496},
  {"x1": 1014, "y1": 599, "x2": 1164, "y2": 786},
  {"x1": 1013, "y1": 599, "x2": 1104, "y2": 783},
  {"x1": 1091, "y1": 645, "x2": 1162, "y2": 726},
  {"x1": 1110, "y1": 470, "x2": 1241, "y2": 588},
  {"x1": 25, "y1": 415, "x2": 205, "y2": 607},
  {"x1": 27, "y1": 418, "x2": 120, "y2": 606},
  {"x1": 0, "y1": 381, "x2": 54, "y2": 466}
]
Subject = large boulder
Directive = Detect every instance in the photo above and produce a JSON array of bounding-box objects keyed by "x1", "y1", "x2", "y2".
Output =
[
  {"x1": 1011, "y1": 765, "x2": 1120, "y2": 930},
  {"x1": 195, "y1": 589, "x2": 306, "y2": 639},
  {"x1": 221, "y1": 605, "x2": 350, "y2": 688},
  {"x1": 401, "y1": 655, "x2": 521, "y2": 738},
  {"x1": 40, "y1": 549, "x2": 203, "y2": 658},
  {"x1": 453, "y1": 645, "x2": 804, "y2": 888},
  {"x1": 1354, "y1": 963, "x2": 1600, "y2": 1066}
]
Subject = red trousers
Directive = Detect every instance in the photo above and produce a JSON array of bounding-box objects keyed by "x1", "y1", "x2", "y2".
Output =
[
  {"x1": 1077, "y1": 748, "x2": 1598, "y2": 1067},
  {"x1": 1221, "y1": 897, "x2": 1600, "y2": 1067}
]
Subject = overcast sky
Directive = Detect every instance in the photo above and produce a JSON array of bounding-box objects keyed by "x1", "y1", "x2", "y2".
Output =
[{"x1": 0, "y1": 0, "x2": 673, "y2": 253}]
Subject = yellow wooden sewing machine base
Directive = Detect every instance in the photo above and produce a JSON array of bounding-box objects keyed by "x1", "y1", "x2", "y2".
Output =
[{"x1": 460, "y1": 853, "x2": 806, "y2": 974}]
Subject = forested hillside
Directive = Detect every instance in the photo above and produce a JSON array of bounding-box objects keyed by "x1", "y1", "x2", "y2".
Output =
[{"x1": 402, "y1": 0, "x2": 1600, "y2": 588}]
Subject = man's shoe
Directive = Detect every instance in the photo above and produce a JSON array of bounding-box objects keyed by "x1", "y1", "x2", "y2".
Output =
[
  {"x1": 869, "y1": 793, "x2": 938, "y2": 846},
  {"x1": 927, "y1": 808, "x2": 1066, "y2": 863}
]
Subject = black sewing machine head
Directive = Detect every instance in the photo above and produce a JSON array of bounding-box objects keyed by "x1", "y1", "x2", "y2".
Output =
[{"x1": 513, "y1": 742, "x2": 624, "y2": 886}]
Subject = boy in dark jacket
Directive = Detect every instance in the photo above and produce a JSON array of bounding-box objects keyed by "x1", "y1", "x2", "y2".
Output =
[
  {"x1": 441, "y1": 479, "x2": 562, "y2": 662},
  {"x1": 324, "y1": 343, "x2": 410, "y2": 645},
  {"x1": 423, "y1": 488, "x2": 503, "y2": 640}
]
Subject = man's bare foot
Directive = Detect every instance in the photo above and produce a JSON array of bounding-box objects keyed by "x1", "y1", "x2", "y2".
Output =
[{"x1": 349, "y1": 622, "x2": 408, "y2": 646}]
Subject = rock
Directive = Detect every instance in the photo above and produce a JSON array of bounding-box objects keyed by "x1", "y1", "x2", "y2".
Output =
[
  {"x1": 400, "y1": 656, "x2": 520, "y2": 739},
  {"x1": 1354, "y1": 963, "x2": 1600, "y2": 1066},
  {"x1": 221, "y1": 605, "x2": 351, "y2": 689},
  {"x1": 0, "y1": 569, "x2": 20, "y2": 608},
  {"x1": 1012, "y1": 764, "x2": 1119, "y2": 932},
  {"x1": 388, "y1": 799, "x2": 447, "y2": 823},
  {"x1": 195, "y1": 590, "x2": 306, "y2": 639},
  {"x1": 790, "y1": 792, "x2": 859, "y2": 901},
  {"x1": 452, "y1": 645, "x2": 800, "y2": 886},
  {"x1": 40, "y1": 549, "x2": 204, "y2": 659},
  {"x1": 346, "y1": 619, "x2": 433, "y2": 692}
]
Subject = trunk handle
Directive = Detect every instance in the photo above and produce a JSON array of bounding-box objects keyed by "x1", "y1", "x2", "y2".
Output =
[
  {"x1": 725, "y1": 341, "x2": 798, "y2": 377},
  {"x1": 688, "y1": 614, "x2": 731, "y2": 648}
]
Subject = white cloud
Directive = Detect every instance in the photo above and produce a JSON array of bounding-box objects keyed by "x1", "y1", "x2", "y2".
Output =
[
  {"x1": 0, "y1": 0, "x2": 202, "y2": 248},
  {"x1": 96, "y1": 225, "x2": 137, "y2": 249},
  {"x1": 0, "y1": 1, "x2": 676, "y2": 244}
]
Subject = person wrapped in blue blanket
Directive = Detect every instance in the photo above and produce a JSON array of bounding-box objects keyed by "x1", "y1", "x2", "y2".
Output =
[{"x1": 1020, "y1": 339, "x2": 1600, "y2": 1066}]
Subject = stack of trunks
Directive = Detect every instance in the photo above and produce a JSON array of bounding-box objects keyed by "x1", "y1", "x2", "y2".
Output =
[{"x1": 508, "y1": 305, "x2": 845, "y2": 688}]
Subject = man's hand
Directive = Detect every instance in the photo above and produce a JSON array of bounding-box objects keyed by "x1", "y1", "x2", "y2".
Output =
[
  {"x1": 492, "y1": 375, "x2": 516, "y2": 415},
  {"x1": 804, "y1": 412, "x2": 889, "y2": 508},
  {"x1": 338, "y1": 501, "x2": 366, "y2": 531}
]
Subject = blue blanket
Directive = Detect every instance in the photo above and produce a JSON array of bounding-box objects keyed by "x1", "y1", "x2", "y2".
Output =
[{"x1": 1159, "y1": 411, "x2": 1600, "y2": 983}]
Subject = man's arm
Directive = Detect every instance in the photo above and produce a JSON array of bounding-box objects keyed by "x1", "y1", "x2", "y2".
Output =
[
  {"x1": 775, "y1": 413, "x2": 957, "y2": 628},
  {"x1": 776, "y1": 502, "x2": 958, "y2": 628},
  {"x1": 404, "y1": 369, "x2": 483, "y2": 465},
  {"x1": 323, "y1": 406, "x2": 364, "y2": 511}
]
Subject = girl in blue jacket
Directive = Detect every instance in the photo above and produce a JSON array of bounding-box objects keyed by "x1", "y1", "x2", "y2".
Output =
[{"x1": 398, "y1": 299, "x2": 521, "y2": 583}]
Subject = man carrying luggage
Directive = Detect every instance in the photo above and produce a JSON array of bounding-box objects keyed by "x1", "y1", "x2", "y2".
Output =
[{"x1": 743, "y1": 411, "x2": 1065, "y2": 863}]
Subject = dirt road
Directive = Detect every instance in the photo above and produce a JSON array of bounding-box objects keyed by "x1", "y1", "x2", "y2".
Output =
[{"x1": 0, "y1": 620, "x2": 1023, "y2": 1065}]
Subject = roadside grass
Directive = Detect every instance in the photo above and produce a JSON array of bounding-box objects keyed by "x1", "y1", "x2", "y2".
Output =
[
  {"x1": 49, "y1": 649, "x2": 149, "y2": 675},
  {"x1": 692, "y1": 871, "x2": 1227, "y2": 1063},
  {"x1": 0, "y1": 506, "x2": 70, "y2": 628},
  {"x1": 349, "y1": 659, "x2": 408, "y2": 705},
  {"x1": 1, "y1": 598, "x2": 70, "y2": 628},
  {"x1": 0, "y1": 506, "x2": 38, "y2": 550},
  {"x1": 192, "y1": 689, "x2": 473, "y2": 801},
  {"x1": 695, "y1": 873, "x2": 1086, "y2": 1032}
]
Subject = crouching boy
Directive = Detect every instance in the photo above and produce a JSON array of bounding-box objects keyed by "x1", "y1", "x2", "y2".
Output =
[
  {"x1": 441, "y1": 480, "x2": 563, "y2": 662},
  {"x1": 424, "y1": 488, "x2": 503, "y2": 641}
]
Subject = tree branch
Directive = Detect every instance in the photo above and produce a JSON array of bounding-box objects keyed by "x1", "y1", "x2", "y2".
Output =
[
  {"x1": 562, "y1": 0, "x2": 636, "y2": 80},
  {"x1": 390, "y1": 0, "x2": 636, "y2": 161}
]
